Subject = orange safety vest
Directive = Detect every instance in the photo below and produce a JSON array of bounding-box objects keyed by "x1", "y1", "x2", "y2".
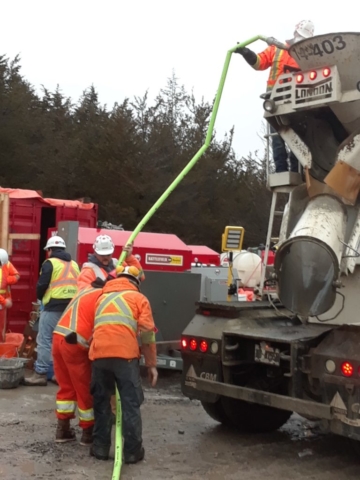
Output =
[
  {"x1": 89, "y1": 278, "x2": 155, "y2": 361},
  {"x1": 54, "y1": 287, "x2": 102, "y2": 348},
  {"x1": 42, "y1": 258, "x2": 80, "y2": 305},
  {"x1": 253, "y1": 44, "x2": 300, "y2": 89},
  {"x1": 77, "y1": 255, "x2": 145, "y2": 291}
]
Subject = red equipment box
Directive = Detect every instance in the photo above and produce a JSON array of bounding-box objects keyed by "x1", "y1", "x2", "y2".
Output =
[
  {"x1": 189, "y1": 245, "x2": 220, "y2": 266},
  {"x1": 75, "y1": 228, "x2": 192, "y2": 272}
]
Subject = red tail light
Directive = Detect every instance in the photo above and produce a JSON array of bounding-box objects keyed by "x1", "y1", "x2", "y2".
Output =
[
  {"x1": 189, "y1": 339, "x2": 197, "y2": 351},
  {"x1": 296, "y1": 74, "x2": 304, "y2": 84},
  {"x1": 323, "y1": 67, "x2": 331, "y2": 78},
  {"x1": 181, "y1": 338, "x2": 188, "y2": 349},
  {"x1": 199, "y1": 340, "x2": 208, "y2": 353},
  {"x1": 341, "y1": 361, "x2": 354, "y2": 377},
  {"x1": 309, "y1": 71, "x2": 317, "y2": 81}
]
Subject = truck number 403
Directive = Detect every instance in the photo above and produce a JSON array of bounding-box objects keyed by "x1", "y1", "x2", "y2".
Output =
[{"x1": 200, "y1": 372, "x2": 217, "y2": 381}]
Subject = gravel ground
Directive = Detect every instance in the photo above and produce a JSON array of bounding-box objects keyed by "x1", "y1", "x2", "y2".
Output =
[{"x1": 1, "y1": 371, "x2": 360, "y2": 479}]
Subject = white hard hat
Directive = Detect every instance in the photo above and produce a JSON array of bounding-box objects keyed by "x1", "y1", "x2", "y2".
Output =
[
  {"x1": 295, "y1": 20, "x2": 314, "y2": 39},
  {"x1": 0, "y1": 248, "x2": 9, "y2": 265},
  {"x1": 93, "y1": 234, "x2": 115, "y2": 256},
  {"x1": 44, "y1": 236, "x2": 66, "y2": 250},
  {"x1": 116, "y1": 265, "x2": 142, "y2": 285}
]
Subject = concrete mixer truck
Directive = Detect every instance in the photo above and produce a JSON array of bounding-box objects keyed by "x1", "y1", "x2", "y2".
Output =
[{"x1": 181, "y1": 32, "x2": 360, "y2": 444}]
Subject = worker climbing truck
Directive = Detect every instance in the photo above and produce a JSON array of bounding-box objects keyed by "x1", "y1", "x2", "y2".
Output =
[{"x1": 181, "y1": 32, "x2": 360, "y2": 444}]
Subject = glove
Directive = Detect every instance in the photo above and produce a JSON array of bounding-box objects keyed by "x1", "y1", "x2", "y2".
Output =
[
  {"x1": 234, "y1": 46, "x2": 257, "y2": 66},
  {"x1": 234, "y1": 46, "x2": 245, "y2": 55},
  {"x1": 91, "y1": 276, "x2": 107, "y2": 288},
  {"x1": 4, "y1": 298, "x2": 12, "y2": 309},
  {"x1": 122, "y1": 243, "x2": 133, "y2": 259}
]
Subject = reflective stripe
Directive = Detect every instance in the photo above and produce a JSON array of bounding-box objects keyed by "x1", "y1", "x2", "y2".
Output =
[
  {"x1": 0, "y1": 266, "x2": 8, "y2": 294},
  {"x1": 268, "y1": 47, "x2": 284, "y2": 87},
  {"x1": 43, "y1": 259, "x2": 80, "y2": 305},
  {"x1": 78, "y1": 408, "x2": 94, "y2": 422},
  {"x1": 54, "y1": 324, "x2": 72, "y2": 336},
  {"x1": 75, "y1": 333, "x2": 90, "y2": 348},
  {"x1": 94, "y1": 291, "x2": 138, "y2": 332},
  {"x1": 56, "y1": 400, "x2": 76, "y2": 414},
  {"x1": 53, "y1": 325, "x2": 90, "y2": 348},
  {"x1": 51, "y1": 261, "x2": 78, "y2": 288},
  {"x1": 68, "y1": 288, "x2": 95, "y2": 332},
  {"x1": 140, "y1": 331, "x2": 156, "y2": 344},
  {"x1": 54, "y1": 288, "x2": 96, "y2": 347},
  {"x1": 82, "y1": 263, "x2": 106, "y2": 281}
]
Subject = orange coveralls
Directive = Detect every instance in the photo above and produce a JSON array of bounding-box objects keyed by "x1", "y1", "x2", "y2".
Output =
[
  {"x1": 89, "y1": 277, "x2": 157, "y2": 454},
  {"x1": 0, "y1": 262, "x2": 20, "y2": 342},
  {"x1": 52, "y1": 287, "x2": 102, "y2": 429},
  {"x1": 89, "y1": 277, "x2": 157, "y2": 365},
  {"x1": 77, "y1": 255, "x2": 145, "y2": 291}
]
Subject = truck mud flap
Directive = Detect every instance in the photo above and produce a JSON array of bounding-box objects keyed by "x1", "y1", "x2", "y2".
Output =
[{"x1": 193, "y1": 376, "x2": 332, "y2": 420}]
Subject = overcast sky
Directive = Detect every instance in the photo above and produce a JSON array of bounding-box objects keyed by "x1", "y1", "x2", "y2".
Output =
[{"x1": 2, "y1": 1, "x2": 360, "y2": 158}]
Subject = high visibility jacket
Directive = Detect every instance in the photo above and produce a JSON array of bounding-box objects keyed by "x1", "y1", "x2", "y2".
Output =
[
  {"x1": 42, "y1": 258, "x2": 80, "y2": 306},
  {"x1": 0, "y1": 262, "x2": 19, "y2": 306},
  {"x1": 77, "y1": 255, "x2": 145, "y2": 291},
  {"x1": 253, "y1": 45, "x2": 300, "y2": 90},
  {"x1": 89, "y1": 277, "x2": 157, "y2": 367},
  {"x1": 54, "y1": 287, "x2": 102, "y2": 348}
]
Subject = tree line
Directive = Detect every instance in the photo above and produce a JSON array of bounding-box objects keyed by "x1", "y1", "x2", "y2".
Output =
[{"x1": 0, "y1": 55, "x2": 272, "y2": 250}]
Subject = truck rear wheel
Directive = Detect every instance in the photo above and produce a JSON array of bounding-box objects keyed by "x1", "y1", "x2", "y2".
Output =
[
  {"x1": 201, "y1": 399, "x2": 229, "y2": 424},
  {"x1": 222, "y1": 375, "x2": 292, "y2": 432},
  {"x1": 220, "y1": 396, "x2": 292, "y2": 433}
]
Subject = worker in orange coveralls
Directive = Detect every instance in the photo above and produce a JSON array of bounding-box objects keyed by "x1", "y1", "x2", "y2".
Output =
[
  {"x1": 0, "y1": 248, "x2": 20, "y2": 342},
  {"x1": 52, "y1": 279, "x2": 105, "y2": 445},
  {"x1": 77, "y1": 235, "x2": 144, "y2": 291},
  {"x1": 89, "y1": 265, "x2": 158, "y2": 465},
  {"x1": 235, "y1": 20, "x2": 314, "y2": 172},
  {"x1": 77, "y1": 238, "x2": 145, "y2": 418}
]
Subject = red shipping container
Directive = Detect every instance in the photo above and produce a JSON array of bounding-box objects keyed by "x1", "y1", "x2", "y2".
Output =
[{"x1": 0, "y1": 188, "x2": 98, "y2": 334}]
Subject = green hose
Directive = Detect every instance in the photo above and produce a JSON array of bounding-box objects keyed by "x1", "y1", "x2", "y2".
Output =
[
  {"x1": 112, "y1": 34, "x2": 272, "y2": 478},
  {"x1": 111, "y1": 389, "x2": 122, "y2": 479}
]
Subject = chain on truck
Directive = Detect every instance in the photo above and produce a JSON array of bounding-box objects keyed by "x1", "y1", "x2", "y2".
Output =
[{"x1": 181, "y1": 32, "x2": 360, "y2": 446}]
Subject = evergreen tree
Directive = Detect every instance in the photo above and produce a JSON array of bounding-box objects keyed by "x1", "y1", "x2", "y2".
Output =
[{"x1": 0, "y1": 56, "x2": 271, "y2": 250}]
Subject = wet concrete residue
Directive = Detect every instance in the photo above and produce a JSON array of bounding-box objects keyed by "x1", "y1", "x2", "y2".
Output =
[{"x1": 1, "y1": 373, "x2": 360, "y2": 479}]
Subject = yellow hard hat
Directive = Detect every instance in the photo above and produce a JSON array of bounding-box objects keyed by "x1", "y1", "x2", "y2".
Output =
[{"x1": 116, "y1": 265, "x2": 142, "y2": 285}]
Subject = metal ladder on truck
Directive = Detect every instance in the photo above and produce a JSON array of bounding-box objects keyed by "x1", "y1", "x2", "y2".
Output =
[{"x1": 259, "y1": 123, "x2": 303, "y2": 297}]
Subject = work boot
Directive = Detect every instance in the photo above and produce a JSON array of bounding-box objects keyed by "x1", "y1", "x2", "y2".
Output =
[
  {"x1": 51, "y1": 376, "x2": 58, "y2": 385},
  {"x1": 80, "y1": 426, "x2": 94, "y2": 446},
  {"x1": 90, "y1": 444, "x2": 109, "y2": 461},
  {"x1": 124, "y1": 447, "x2": 145, "y2": 464},
  {"x1": 23, "y1": 371, "x2": 47, "y2": 386},
  {"x1": 55, "y1": 419, "x2": 76, "y2": 443}
]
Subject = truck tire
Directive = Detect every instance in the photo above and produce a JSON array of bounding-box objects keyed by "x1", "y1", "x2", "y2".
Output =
[
  {"x1": 201, "y1": 399, "x2": 229, "y2": 424},
  {"x1": 221, "y1": 396, "x2": 292, "y2": 433}
]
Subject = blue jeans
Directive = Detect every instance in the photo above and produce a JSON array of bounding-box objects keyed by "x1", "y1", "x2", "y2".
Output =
[
  {"x1": 270, "y1": 126, "x2": 298, "y2": 173},
  {"x1": 91, "y1": 358, "x2": 144, "y2": 456},
  {"x1": 34, "y1": 311, "x2": 62, "y2": 375}
]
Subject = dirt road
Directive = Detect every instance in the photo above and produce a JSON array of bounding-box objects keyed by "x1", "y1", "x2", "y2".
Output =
[{"x1": 1, "y1": 372, "x2": 360, "y2": 480}]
